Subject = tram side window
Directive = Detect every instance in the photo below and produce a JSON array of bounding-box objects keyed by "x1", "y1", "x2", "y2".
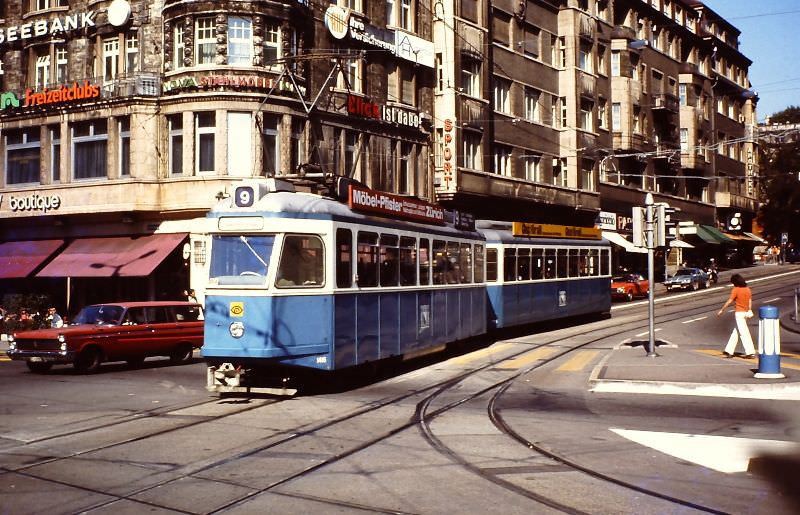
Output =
[
  {"x1": 600, "y1": 248, "x2": 610, "y2": 275},
  {"x1": 474, "y1": 244, "x2": 485, "y2": 283},
  {"x1": 357, "y1": 232, "x2": 379, "y2": 287},
  {"x1": 504, "y1": 247, "x2": 517, "y2": 282},
  {"x1": 419, "y1": 238, "x2": 431, "y2": 285},
  {"x1": 399, "y1": 236, "x2": 417, "y2": 286},
  {"x1": 460, "y1": 243, "x2": 472, "y2": 283},
  {"x1": 380, "y1": 234, "x2": 399, "y2": 286},
  {"x1": 209, "y1": 234, "x2": 275, "y2": 285},
  {"x1": 531, "y1": 248, "x2": 543, "y2": 280},
  {"x1": 276, "y1": 235, "x2": 324, "y2": 287},
  {"x1": 432, "y1": 240, "x2": 447, "y2": 284},
  {"x1": 587, "y1": 249, "x2": 598, "y2": 276},
  {"x1": 517, "y1": 248, "x2": 531, "y2": 281},
  {"x1": 336, "y1": 228, "x2": 352, "y2": 288},
  {"x1": 544, "y1": 248, "x2": 556, "y2": 279},
  {"x1": 446, "y1": 241, "x2": 461, "y2": 284},
  {"x1": 557, "y1": 249, "x2": 568, "y2": 278},
  {"x1": 486, "y1": 248, "x2": 498, "y2": 282},
  {"x1": 569, "y1": 248, "x2": 580, "y2": 277}
]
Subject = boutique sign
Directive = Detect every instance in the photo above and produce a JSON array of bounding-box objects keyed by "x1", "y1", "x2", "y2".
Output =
[{"x1": 0, "y1": 193, "x2": 63, "y2": 213}]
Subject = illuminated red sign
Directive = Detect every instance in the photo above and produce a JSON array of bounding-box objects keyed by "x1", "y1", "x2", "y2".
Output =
[
  {"x1": 348, "y1": 185, "x2": 445, "y2": 225},
  {"x1": 23, "y1": 81, "x2": 100, "y2": 107}
]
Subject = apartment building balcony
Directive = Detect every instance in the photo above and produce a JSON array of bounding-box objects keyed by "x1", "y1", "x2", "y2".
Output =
[
  {"x1": 613, "y1": 132, "x2": 652, "y2": 153},
  {"x1": 651, "y1": 93, "x2": 679, "y2": 113},
  {"x1": 460, "y1": 97, "x2": 488, "y2": 129},
  {"x1": 714, "y1": 190, "x2": 757, "y2": 213},
  {"x1": 680, "y1": 151, "x2": 710, "y2": 171},
  {"x1": 579, "y1": 71, "x2": 596, "y2": 99},
  {"x1": 578, "y1": 13, "x2": 596, "y2": 40}
]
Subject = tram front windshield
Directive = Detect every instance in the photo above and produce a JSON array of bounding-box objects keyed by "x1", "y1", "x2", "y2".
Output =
[{"x1": 209, "y1": 235, "x2": 275, "y2": 285}]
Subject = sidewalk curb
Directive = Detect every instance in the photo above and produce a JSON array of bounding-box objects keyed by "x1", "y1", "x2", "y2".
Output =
[{"x1": 590, "y1": 379, "x2": 800, "y2": 399}]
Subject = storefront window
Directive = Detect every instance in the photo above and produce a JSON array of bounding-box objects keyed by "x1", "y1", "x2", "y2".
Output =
[
  {"x1": 291, "y1": 119, "x2": 304, "y2": 173},
  {"x1": 228, "y1": 17, "x2": 252, "y2": 65},
  {"x1": 72, "y1": 120, "x2": 108, "y2": 180},
  {"x1": 262, "y1": 114, "x2": 280, "y2": 175},
  {"x1": 6, "y1": 128, "x2": 41, "y2": 185}
]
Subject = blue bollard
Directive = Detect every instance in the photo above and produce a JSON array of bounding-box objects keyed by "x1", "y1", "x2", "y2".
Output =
[{"x1": 755, "y1": 305, "x2": 785, "y2": 379}]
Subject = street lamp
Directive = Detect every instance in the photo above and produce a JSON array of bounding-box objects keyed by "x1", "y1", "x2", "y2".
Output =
[{"x1": 644, "y1": 192, "x2": 657, "y2": 357}]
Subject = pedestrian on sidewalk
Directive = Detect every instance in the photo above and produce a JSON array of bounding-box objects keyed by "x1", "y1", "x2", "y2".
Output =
[{"x1": 716, "y1": 273, "x2": 755, "y2": 358}]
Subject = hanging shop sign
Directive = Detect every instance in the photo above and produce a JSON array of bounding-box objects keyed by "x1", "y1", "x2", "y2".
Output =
[
  {"x1": 0, "y1": 81, "x2": 101, "y2": 111},
  {"x1": 162, "y1": 74, "x2": 306, "y2": 96},
  {"x1": 597, "y1": 211, "x2": 617, "y2": 231},
  {"x1": 435, "y1": 118, "x2": 456, "y2": 193},
  {"x1": 346, "y1": 95, "x2": 420, "y2": 128},
  {"x1": 0, "y1": 11, "x2": 96, "y2": 49},
  {"x1": 512, "y1": 222, "x2": 602, "y2": 240},
  {"x1": 324, "y1": 6, "x2": 434, "y2": 68},
  {"x1": 348, "y1": 184, "x2": 445, "y2": 225},
  {"x1": 0, "y1": 193, "x2": 62, "y2": 213}
]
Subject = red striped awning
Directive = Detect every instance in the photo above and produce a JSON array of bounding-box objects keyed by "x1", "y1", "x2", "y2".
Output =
[{"x1": 0, "y1": 240, "x2": 64, "y2": 279}]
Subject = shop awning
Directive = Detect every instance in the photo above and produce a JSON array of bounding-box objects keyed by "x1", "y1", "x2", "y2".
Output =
[
  {"x1": 37, "y1": 233, "x2": 187, "y2": 278},
  {"x1": 602, "y1": 231, "x2": 647, "y2": 254},
  {"x1": 670, "y1": 239, "x2": 694, "y2": 249},
  {"x1": 743, "y1": 232, "x2": 767, "y2": 243},
  {"x1": 721, "y1": 231, "x2": 762, "y2": 243},
  {"x1": 0, "y1": 239, "x2": 64, "y2": 279},
  {"x1": 699, "y1": 225, "x2": 735, "y2": 244}
]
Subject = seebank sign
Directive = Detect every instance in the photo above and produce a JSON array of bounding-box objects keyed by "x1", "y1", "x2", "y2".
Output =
[
  {"x1": 0, "y1": 81, "x2": 101, "y2": 111},
  {"x1": 0, "y1": 11, "x2": 96, "y2": 49}
]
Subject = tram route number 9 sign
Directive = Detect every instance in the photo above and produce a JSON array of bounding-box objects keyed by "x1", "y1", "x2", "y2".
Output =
[{"x1": 234, "y1": 186, "x2": 255, "y2": 207}]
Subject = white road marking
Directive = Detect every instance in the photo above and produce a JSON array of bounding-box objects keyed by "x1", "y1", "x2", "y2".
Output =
[
  {"x1": 681, "y1": 316, "x2": 708, "y2": 324},
  {"x1": 634, "y1": 328, "x2": 661, "y2": 337},
  {"x1": 609, "y1": 428, "x2": 800, "y2": 473},
  {"x1": 762, "y1": 297, "x2": 781, "y2": 303},
  {"x1": 591, "y1": 380, "x2": 800, "y2": 400}
]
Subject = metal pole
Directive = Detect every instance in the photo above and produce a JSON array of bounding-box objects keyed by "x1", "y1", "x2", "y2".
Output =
[{"x1": 645, "y1": 193, "x2": 657, "y2": 357}]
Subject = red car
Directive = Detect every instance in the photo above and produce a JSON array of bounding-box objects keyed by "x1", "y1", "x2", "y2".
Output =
[
  {"x1": 611, "y1": 273, "x2": 650, "y2": 301},
  {"x1": 7, "y1": 301, "x2": 204, "y2": 373}
]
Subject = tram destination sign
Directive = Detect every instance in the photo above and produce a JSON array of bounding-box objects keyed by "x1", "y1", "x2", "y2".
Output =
[
  {"x1": 513, "y1": 222, "x2": 601, "y2": 240},
  {"x1": 348, "y1": 185, "x2": 445, "y2": 225}
]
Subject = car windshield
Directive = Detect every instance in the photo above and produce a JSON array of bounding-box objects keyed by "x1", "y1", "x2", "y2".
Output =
[
  {"x1": 674, "y1": 269, "x2": 694, "y2": 276},
  {"x1": 72, "y1": 305, "x2": 125, "y2": 325}
]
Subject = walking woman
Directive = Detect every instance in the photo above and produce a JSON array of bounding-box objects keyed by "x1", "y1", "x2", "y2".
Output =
[{"x1": 716, "y1": 273, "x2": 755, "y2": 358}]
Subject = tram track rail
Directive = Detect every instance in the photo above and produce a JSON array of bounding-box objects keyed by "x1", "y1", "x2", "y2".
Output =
[{"x1": 1, "y1": 271, "x2": 797, "y2": 513}]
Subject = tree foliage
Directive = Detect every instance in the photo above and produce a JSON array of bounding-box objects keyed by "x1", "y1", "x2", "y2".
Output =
[{"x1": 757, "y1": 107, "x2": 800, "y2": 245}]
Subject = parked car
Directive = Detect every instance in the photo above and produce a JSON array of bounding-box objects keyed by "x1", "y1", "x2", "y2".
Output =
[
  {"x1": 753, "y1": 245, "x2": 771, "y2": 265},
  {"x1": 7, "y1": 301, "x2": 204, "y2": 373},
  {"x1": 611, "y1": 273, "x2": 650, "y2": 301},
  {"x1": 663, "y1": 268, "x2": 709, "y2": 292}
]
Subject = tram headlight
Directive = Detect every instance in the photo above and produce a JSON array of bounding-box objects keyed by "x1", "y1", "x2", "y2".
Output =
[{"x1": 229, "y1": 321, "x2": 245, "y2": 338}]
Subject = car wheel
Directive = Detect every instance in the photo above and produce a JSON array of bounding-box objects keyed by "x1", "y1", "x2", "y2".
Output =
[
  {"x1": 625, "y1": 291, "x2": 634, "y2": 302},
  {"x1": 26, "y1": 361, "x2": 53, "y2": 373},
  {"x1": 170, "y1": 344, "x2": 194, "y2": 364},
  {"x1": 74, "y1": 347, "x2": 102, "y2": 373}
]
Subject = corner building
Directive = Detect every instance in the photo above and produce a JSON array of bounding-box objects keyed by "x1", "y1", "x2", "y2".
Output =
[{"x1": 0, "y1": 0, "x2": 435, "y2": 311}]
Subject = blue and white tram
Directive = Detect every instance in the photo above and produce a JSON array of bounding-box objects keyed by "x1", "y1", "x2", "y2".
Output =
[
  {"x1": 477, "y1": 222, "x2": 612, "y2": 329},
  {"x1": 202, "y1": 181, "x2": 487, "y2": 393}
]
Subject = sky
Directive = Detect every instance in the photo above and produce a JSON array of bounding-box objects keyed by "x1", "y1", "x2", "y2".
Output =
[{"x1": 706, "y1": 1, "x2": 800, "y2": 121}]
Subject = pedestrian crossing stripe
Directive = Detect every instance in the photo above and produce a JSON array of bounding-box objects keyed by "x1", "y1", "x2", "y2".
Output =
[
  {"x1": 451, "y1": 343, "x2": 515, "y2": 365},
  {"x1": 557, "y1": 350, "x2": 599, "y2": 372},
  {"x1": 496, "y1": 348, "x2": 557, "y2": 369},
  {"x1": 0, "y1": 356, "x2": 11, "y2": 362}
]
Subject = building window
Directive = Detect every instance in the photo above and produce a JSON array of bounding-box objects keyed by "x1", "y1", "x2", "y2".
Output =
[
  {"x1": 611, "y1": 50, "x2": 620, "y2": 76},
  {"x1": 559, "y1": 37, "x2": 566, "y2": 67},
  {"x1": 336, "y1": 0, "x2": 363, "y2": 12},
  {"x1": 680, "y1": 128, "x2": 689, "y2": 152},
  {"x1": 679, "y1": 84, "x2": 687, "y2": 106},
  {"x1": 168, "y1": 114, "x2": 183, "y2": 175},
  {"x1": 582, "y1": 159, "x2": 594, "y2": 190},
  {"x1": 461, "y1": 58, "x2": 480, "y2": 97},
  {"x1": 435, "y1": 53, "x2": 444, "y2": 91},
  {"x1": 390, "y1": 63, "x2": 415, "y2": 105},
  {"x1": 578, "y1": 42, "x2": 592, "y2": 73},
  {"x1": 388, "y1": 0, "x2": 413, "y2": 30},
  {"x1": 399, "y1": 142, "x2": 412, "y2": 194},
  {"x1": 196, "y1": 17, "x2": 216, "y2": 65},
  {"x1": 462, "y1": 132, "x2": 480, "y2": 170},
  {"x1": 611, "y1": 103, "x2": 621, "y2": 130},
  {"x1": 228, "y1": 112, "x2": 253, "y2": 177},
  {"x1": 495, "y1": 145, "x2": 512, "y2": 177},
  {"x1": 50, "y1": 126, "x2": 60, "y2": 183},
  {"x1": 521, "y1": 25, "x2": 540, "y2": 59},
  {"x1": 553, "y1": 157, "x2": 567, "y2": 187},
  {"x1": 119, "y1": 117, "x2": 131, "y2": 177},
  {"x1": 597, "y1": 44, "x2": 606, "y2": 75},
  {"x1": 523, "y1": 154, "x2": 541, "y2": 182},
  {"x1": 343, "y1": 131, "x2": 357, "y2": 178},
  {"x1": 560, "y1": 97, "x2": 568, "y2": 128},
  {"x1": 29, "y1": 0, "x2": 67, "y2": 12},
  {"x1": 72, "y1": 120, "x2": 108, "y2": 180},
  {"x1": 493, "y1": 77, "x2": 510, "y2": 114},
  {"x1": 580, "y1": 99, "x2": 594, "y2": 132},
  {"x1": 228, "y1": 16, "x2": 252, "y2": 66},
  {"x1": 598, "y1": 99, "x2": 607, "y2": 129},
  {"x1": 102, "y1": 37, "x2": 119, "y2": 83},
  {"x1": 524, "y1": 87, "x2": 540, "y2": 123},
  {"x1": 264, "y1": 22, "x2": 280, "y2": 66},
  {"x1": 195, "y1": 112, "x2": 215, "y2": 173},
  {"x1": 262, "y1": 114, "x2": 280, "y2": 175},
  {"x1": 291, "y1": 119, "x2": 305, "y2": 174},
  {"x1": 55, "y1": 45, "x2": 68, "y2": 83},
  {"x1": 338, "y1": 58, "x2": 363, "y2": 93},
  {"x1": 5, "y1": 128, "x2": 41, "y2": 185},
  {"x1": 35, "y1": 52, "x2": 50, "y2": 89},
  {"x1": 174, "y1": 25, "x2": 185, "y2": 70},
  {"x1": 125, "y1": 33, "x2": 139, "y2": 73}
]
